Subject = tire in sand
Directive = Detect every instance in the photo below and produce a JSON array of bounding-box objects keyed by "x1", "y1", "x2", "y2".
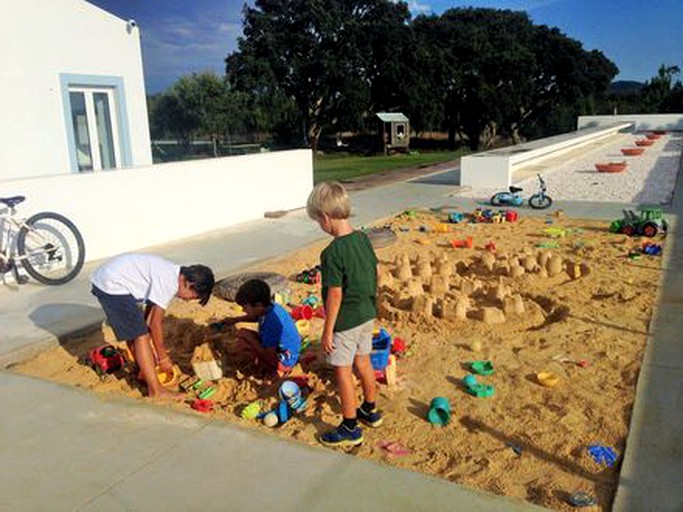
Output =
[
  {"x1": 214, "y1": 272, "x2": 290, "y2": 302},
  {"x1": 366, "y1": 227, "x2": 397, "y2": 249}
]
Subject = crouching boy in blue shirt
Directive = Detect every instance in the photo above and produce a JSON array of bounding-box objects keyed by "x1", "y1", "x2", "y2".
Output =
[{"x1": 215, "y1": 279, "x2": 301, "y2": 378}]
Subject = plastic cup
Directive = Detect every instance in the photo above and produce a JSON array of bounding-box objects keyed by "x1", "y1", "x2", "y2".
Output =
[
  {"x1": 291, "y1": 305, "x2": 314, "y2": 320},
  {"x1": 427, "y1": 396, "x2": 451, "y2": 426}
]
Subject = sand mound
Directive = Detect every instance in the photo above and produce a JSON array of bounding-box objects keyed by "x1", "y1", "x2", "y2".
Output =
[{"x1": 14, "y1": 209, "x2": 665, "y2": 511}]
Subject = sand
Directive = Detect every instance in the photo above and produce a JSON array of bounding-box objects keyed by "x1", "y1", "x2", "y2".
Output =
[{"x1": 14, "y1": 208, "x2": 666, "y2": 511}]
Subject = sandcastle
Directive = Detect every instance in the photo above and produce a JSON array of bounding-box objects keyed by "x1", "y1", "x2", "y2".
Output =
[{"x1": 378, "y1": 247, "x2": 589, "y2": 325}]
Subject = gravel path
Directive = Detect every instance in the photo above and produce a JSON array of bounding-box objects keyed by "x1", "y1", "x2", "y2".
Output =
[{"x1": 461, "y1": 131, "x2": 682, "y2": 204}]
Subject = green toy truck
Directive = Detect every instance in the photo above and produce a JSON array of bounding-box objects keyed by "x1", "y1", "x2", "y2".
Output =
[{"x1": 609, "y1": 207, "x2": 668, "y2": 237}]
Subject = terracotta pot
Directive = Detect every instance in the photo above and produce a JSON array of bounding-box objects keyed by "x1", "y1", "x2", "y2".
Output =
[
  {"x1": 595, "y1": 162, "x2": 627, "y2": 173},
  {"x1": 635, "y1": 139, "x2": 654, "y2": 146},
  {"x1": 621, "y1": 147, "x2": 645, "y2": 156}
]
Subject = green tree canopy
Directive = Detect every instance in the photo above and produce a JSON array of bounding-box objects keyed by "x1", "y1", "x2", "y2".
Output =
[{"x1": 226, "y1": 0, "x2": 411, "y2": 150}]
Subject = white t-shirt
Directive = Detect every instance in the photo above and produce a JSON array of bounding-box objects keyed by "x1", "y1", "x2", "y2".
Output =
[{"x1": 91, "y1": 253, "x2": 180, "y2": 310}]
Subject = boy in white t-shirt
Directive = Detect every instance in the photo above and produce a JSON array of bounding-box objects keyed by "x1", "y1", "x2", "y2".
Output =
[{"x1": 90, "y1": 253, "x2": 214, "y2": 399}]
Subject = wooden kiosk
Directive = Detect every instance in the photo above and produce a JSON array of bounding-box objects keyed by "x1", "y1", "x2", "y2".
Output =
[{"x1": 377, "y1": 112, "x2": 410, "y2": 154}]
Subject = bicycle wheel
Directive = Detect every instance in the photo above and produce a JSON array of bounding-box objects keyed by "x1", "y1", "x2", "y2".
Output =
[
  {"x1": 490, "y1": 194, "x2": 504, "y2": 207},
  {"x1": 529, "y1": 194, "x2": 553, "y2": 209},
  {"x1": 17, "y1": 211, "x2": 85, "y2": 285}
]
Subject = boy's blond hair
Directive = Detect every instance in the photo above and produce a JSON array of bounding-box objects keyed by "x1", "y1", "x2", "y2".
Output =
[{"x1": 306, "y1": 181, "x2": 351, "y2": 220}]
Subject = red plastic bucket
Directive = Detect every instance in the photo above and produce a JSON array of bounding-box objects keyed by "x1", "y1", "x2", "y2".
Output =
[{"x1": 505, "y1": 210, "x2": 518, "y2": 222}]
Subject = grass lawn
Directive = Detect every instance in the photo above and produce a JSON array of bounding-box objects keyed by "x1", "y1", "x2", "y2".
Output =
[{"x1": 313, "y1": 151, "x2": 464, "y2": 183}]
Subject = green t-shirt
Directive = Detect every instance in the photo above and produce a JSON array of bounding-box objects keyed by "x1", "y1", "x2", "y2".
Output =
[{"x1": 321, "y1": 230, "x2": 378, "y2": 332}]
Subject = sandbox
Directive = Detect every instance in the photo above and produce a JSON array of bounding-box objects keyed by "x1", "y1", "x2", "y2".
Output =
[{"x1": 14, "y1": 208, "x2": 666, "y2": 511}]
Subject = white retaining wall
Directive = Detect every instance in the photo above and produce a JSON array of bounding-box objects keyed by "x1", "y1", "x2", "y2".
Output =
[
  {"x1": 461, "y1": 122, "x2": 633, "y2": 188},
  {"x1": 578, "y1": 114, "x2": 683, "y2": 132},
  {"x1": 2, "y1": 150, "x2": 313, "y2": 261}
]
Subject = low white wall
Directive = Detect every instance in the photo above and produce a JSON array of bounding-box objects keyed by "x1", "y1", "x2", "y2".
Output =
[
  {"x1": 461, "y1": 122, "x2": 633, "y2": 188},
  {"x1": 2, "y1": 150, "x2": 313, "y2": 261},
  {"x1": 578, "y1": 114, "x2": 683, "y2": 131}
]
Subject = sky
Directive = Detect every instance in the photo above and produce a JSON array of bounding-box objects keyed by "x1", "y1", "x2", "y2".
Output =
[{"x1": 87, "y1": 0, "x2": 683, "y2": 94}]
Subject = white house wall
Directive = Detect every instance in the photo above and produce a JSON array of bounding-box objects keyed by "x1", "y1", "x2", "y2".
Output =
[
  {"x1": 0, "y1": 0, "x2": 151, "y2": 180},
  {"x1": 4, "y1": 150, "x2": 314, "y2": 262}
]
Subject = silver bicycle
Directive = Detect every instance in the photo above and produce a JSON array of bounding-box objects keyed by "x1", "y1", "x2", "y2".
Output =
[{"x1": 0, "y1": 195, "x2": 85, "y2": 285}]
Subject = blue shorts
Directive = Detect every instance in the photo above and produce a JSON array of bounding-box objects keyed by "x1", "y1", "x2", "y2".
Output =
[{"x1": 91, "y1": 286, "x2": 148, "y2": 341}]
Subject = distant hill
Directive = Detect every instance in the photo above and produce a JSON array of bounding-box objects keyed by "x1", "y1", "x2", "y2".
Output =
[{"x1": 608, "y1": 81, "x2": 645, "y2": 95}]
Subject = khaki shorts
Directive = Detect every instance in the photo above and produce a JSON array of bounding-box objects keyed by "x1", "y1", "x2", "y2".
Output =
[{"x1": 326, "y1": 319, "x2": 375, "y2": 367}]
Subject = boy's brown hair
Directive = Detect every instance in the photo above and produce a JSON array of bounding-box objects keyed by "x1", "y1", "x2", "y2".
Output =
[{"x1": 306, "y1": 182, "x2": 351, "y2": 220}]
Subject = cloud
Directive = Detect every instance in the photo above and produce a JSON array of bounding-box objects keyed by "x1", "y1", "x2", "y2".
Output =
[
  {"x1": 140, "y1": 12, "x2": 243, "y2": 91},
  {"x1": 426, "y1": 0, "x2": 567, "y2": 14},
  {"x1": 407, "y1": 1, "x2": 433, "y2": 14}
]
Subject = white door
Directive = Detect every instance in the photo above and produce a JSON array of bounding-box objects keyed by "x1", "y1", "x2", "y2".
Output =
[{"x1": 68, "y1": 88, "x2": 121, "y2": 172}]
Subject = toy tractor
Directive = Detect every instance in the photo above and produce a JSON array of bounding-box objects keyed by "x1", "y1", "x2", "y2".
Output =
[{"x1": 609, "y1": 208, "x2": 668, "y2": 237}]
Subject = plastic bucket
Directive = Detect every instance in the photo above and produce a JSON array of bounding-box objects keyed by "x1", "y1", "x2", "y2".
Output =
[
  {"x1": 291, "y1": 305, "x2": 314, "y2": 320},
  {"x1": 427, "y1": 396, "x2": 451, "y2": 426}
]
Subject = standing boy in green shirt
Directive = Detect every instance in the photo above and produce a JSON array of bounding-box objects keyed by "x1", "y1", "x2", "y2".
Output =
[{"x1": 306, "y1": 182, "x2": 383, "y2": 447}]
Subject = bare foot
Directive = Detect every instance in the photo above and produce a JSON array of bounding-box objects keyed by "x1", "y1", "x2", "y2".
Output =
[{"x1": 148, "y1": 388, "x2": 184, "y2": 402}]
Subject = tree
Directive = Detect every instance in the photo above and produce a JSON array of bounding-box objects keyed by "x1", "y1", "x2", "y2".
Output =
[
  {"x1": 226, "y1": 0, "x2": 411, "y2": 151},
  {"x1": 150, "y1": 72, "x2": 250, "y2": 156},
  {"x1": 641, "y1": 64, "x2": 681, "y2": 112},
  {"x1": 410, "y1": 9, "x2": 617, "y2": 149}
]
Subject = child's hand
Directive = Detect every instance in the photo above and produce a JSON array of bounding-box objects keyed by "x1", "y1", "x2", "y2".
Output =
[
  {"x1": 209, "y1": 321, "x2": 226, "y2": 332},
  {"x1": 157, "y1": 355, "x2": 174, "y2": 373},
  {"x1": 321, "y1": 332, "x2": 334, "y2": 355},
  {"x1": 210, "y1": 318, "x2": 237, "y2": 332}
]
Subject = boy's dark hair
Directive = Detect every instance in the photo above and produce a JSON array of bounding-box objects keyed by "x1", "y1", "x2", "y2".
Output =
[
  {"x1": 180, "y1": 265, "x2": 215, "y2": 306},
  {"x1": 235, "y1": 279, "x2": 272, "y2": 307}
]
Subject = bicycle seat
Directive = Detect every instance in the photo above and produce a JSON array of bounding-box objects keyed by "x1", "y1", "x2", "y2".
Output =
[
  {"x1": 0, "y1": 196, "x2": 26, "y2": 208},
  {"x1": 509, "y1": 186, "x2": 523, "y2": 194}
]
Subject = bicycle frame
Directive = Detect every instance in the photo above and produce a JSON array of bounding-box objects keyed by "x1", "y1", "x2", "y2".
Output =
[
  {"x1": 1, "y1": 206, "x2": 58, "y2": 282},
  {"x1": 0, "y1": 207, "x2": 21, "y2": 280},
  {"x1": 1, "y1": 196, "x2": 85, "y2": 286}
]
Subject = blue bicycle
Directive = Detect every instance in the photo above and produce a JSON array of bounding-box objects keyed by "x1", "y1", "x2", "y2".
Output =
[{"x1": 490, "y1": 174, "x2": 553, "y2": 210}]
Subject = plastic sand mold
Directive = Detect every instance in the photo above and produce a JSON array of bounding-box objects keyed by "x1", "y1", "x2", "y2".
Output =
[
  {"x1": 536, "y1": 371, "x2": 560, "y2": 388},
  {"x1": 198, "y1": 386, "x2": 217, "y2": 400},
  {"x1": 544, "y1": 227, "x2": 566, "y2": 238},
  {"x1": 587, "y1": 445, "x2": 618, "y2": 467},
  {"x1": 462, "y1": 374, "x2": 478, "y2": 387},
  {"x1": 536, "y1": 241, "x2": 559, "y2": 249},
  {"x1": 568, "y1": 491, "x2": 597, "y2": 507},
  {"x1": 469, "y1": 360, "x2": 494, "y2": 375},
  {"x1": 466, "y1": 383, "x2": 495, "y2": 398},
  {"x1": 241, "y1": 401, "x2": 262, "y2": 420},
  {"x1": 190, "y1": 399, "x2": 214, "y2": 413},
  {"x1": 377, "y1": 440, "x2": 412, "y2": 457},
  {"x1": 462, "y1": 374, "x2": 494, "y2": 397}
]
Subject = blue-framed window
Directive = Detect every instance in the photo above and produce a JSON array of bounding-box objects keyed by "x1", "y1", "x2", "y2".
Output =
[{"x1": 60, "y1": 74, "x2": 132, "y2": 173}]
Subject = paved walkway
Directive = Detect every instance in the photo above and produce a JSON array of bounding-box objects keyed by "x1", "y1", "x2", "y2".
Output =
[{"x1": 1, "y1": 163, "x2": 681, "y2": 511}]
